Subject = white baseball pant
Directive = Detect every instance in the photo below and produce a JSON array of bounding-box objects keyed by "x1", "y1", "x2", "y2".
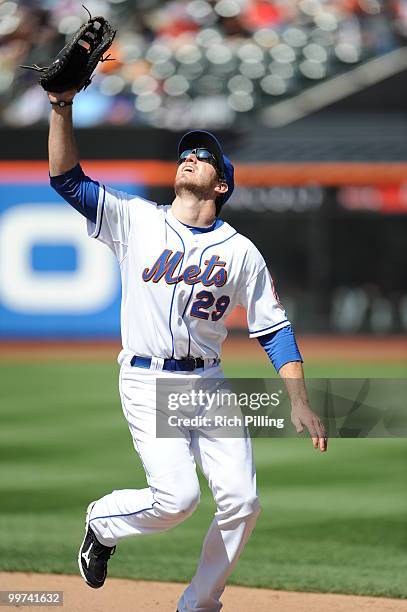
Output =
[{"x1": 89, "y1": 362, "x2": 260, "y2": 612}]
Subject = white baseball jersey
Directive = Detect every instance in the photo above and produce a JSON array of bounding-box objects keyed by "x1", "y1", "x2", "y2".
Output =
[{"x1": 87, "y1": 185, "x2": 290, "y2": 363}]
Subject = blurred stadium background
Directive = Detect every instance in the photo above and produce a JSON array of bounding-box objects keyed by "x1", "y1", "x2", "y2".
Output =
[{"x1": 0, "y1": 0, "x2": 406, "y2": 605}]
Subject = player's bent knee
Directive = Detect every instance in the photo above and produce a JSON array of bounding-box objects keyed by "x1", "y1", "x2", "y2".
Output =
[
  {"x1": 155, "y1": 484, "x2": 200, "y2": 518},
  {"x1": 217, "y1": 494, "x2": 261, "y2": 525},
  {"x1": 239, "y1": 494, "x2": 261, "y2": 519},
  {"x1": 173, "y1": 488, "x2": 200, "y2": 516}
]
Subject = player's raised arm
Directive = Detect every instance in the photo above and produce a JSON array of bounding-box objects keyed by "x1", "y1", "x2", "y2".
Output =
[
  {"x1": 47, "y1": 89, "x2": 130, "y2": 260},
  {"x1": 48, "y1": 89, "x2": 79, "y2": 177},
  {"x1": 47, "y1": 89, "x2": 100, "y2": 225}
]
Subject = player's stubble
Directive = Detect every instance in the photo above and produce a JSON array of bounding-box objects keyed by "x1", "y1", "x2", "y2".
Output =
[{"x1": 174, "y1": 164, "x2": 219, "y2": 204}]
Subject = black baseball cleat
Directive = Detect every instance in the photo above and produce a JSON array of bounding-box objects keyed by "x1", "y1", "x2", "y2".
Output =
[{"x1": 78, "y1": 501, "x2": 116, "y2": 589}]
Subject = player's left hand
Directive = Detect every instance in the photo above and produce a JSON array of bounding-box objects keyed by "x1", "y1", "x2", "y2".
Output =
[{"x1": 291, "y1": 405, "x2": 328, "y2": 452}]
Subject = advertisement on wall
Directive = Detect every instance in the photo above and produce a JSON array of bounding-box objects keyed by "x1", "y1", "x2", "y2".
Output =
[
  {"x1": 2, "y1": 160, "x2": 407, "y2": 337},
  {"x1": 0, "y1": 163, "x2": 146, "y2": 338}
]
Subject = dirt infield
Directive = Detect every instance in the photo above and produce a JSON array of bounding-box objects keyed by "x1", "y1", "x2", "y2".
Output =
[
  {"x1": 1, "y1": 573, "x2": 406, "y2": 612},
  {"x1": 0, "y1": 335, "x2": 406, "y2": 362}
]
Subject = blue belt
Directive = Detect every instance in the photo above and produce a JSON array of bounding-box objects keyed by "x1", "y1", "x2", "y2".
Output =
[{"x1": 130, "y1": 355, "x2": 209, "y2": 372}]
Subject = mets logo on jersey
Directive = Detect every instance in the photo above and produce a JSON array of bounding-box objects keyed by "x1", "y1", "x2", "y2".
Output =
[{"x1": 142, "y1": 249, "x2": 227, "y2": 287}]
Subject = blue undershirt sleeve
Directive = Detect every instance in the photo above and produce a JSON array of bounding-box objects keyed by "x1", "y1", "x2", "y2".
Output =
[
  {"x1": 50, "y1": 163, "x2": 100, "y2": 224},
  {"x1": 258, "y1": 324, "x2": 303, "y2": 373}
]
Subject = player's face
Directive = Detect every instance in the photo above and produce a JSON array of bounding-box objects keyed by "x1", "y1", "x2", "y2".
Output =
[{"x1": 175, "y1": 150, "x2": 222, "y2": 200}]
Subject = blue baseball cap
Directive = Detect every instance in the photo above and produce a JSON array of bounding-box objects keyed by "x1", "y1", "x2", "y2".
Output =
[{"x1": 178, "y1": 130, "x2": 234, "y2": 206}]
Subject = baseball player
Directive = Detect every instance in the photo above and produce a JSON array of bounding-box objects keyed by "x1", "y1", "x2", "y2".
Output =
[{"x1": 48, "y1": 87, "x2": 327, "y2": 612}]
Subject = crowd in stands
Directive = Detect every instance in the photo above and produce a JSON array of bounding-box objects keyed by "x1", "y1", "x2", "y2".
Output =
[{"x1": 0, "y1": 0, "x2": 405, "y2": 128}]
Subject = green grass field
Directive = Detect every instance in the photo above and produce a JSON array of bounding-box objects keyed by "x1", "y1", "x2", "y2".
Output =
[{"x1": 0, "y1": 358, "x2": 406, "y2": 598}]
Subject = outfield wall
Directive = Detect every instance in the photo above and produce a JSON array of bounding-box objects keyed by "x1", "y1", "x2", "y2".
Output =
[{"x1": 1, "y1": 159, "x2": 406, "y2": 338}]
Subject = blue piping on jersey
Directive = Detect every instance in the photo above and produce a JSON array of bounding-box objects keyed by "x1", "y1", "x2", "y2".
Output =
[
  {"x1": 182, "y1": 231, "x2": 238, "y2": 357},
  {"x1": 89, "y1": 502, "x2": 159, "y2": 523},
  {"x1": 249, "y1": 319, "x2": 289, "y2": 335},
  {"x1": 94, "y1": 185, "x2": 106, "y2": 240},
  {"x1": 165, "y1": 220, "x2": 185, "y2": 359},
  {"x1": 180, "y1": 218, "x2": 224, "y2": 234}
]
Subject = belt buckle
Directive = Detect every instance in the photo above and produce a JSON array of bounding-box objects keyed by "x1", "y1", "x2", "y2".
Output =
[{"x1": 188, "y1": 357, "x2": 203, "y2": 371}]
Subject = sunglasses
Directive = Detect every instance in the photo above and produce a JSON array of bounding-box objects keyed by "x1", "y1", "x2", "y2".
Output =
[{"x1": 178, "y1": 148, "x2": 222, "y2": 175}]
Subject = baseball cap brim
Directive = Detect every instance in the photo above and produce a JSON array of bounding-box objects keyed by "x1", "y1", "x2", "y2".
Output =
[{"x1": 178, "y1": 130, "x2": 234, "y2": 206}]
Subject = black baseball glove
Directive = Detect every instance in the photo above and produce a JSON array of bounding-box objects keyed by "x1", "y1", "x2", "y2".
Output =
[{"x1": 21, "y1": 7, "x2": 116, "y2": 93}]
